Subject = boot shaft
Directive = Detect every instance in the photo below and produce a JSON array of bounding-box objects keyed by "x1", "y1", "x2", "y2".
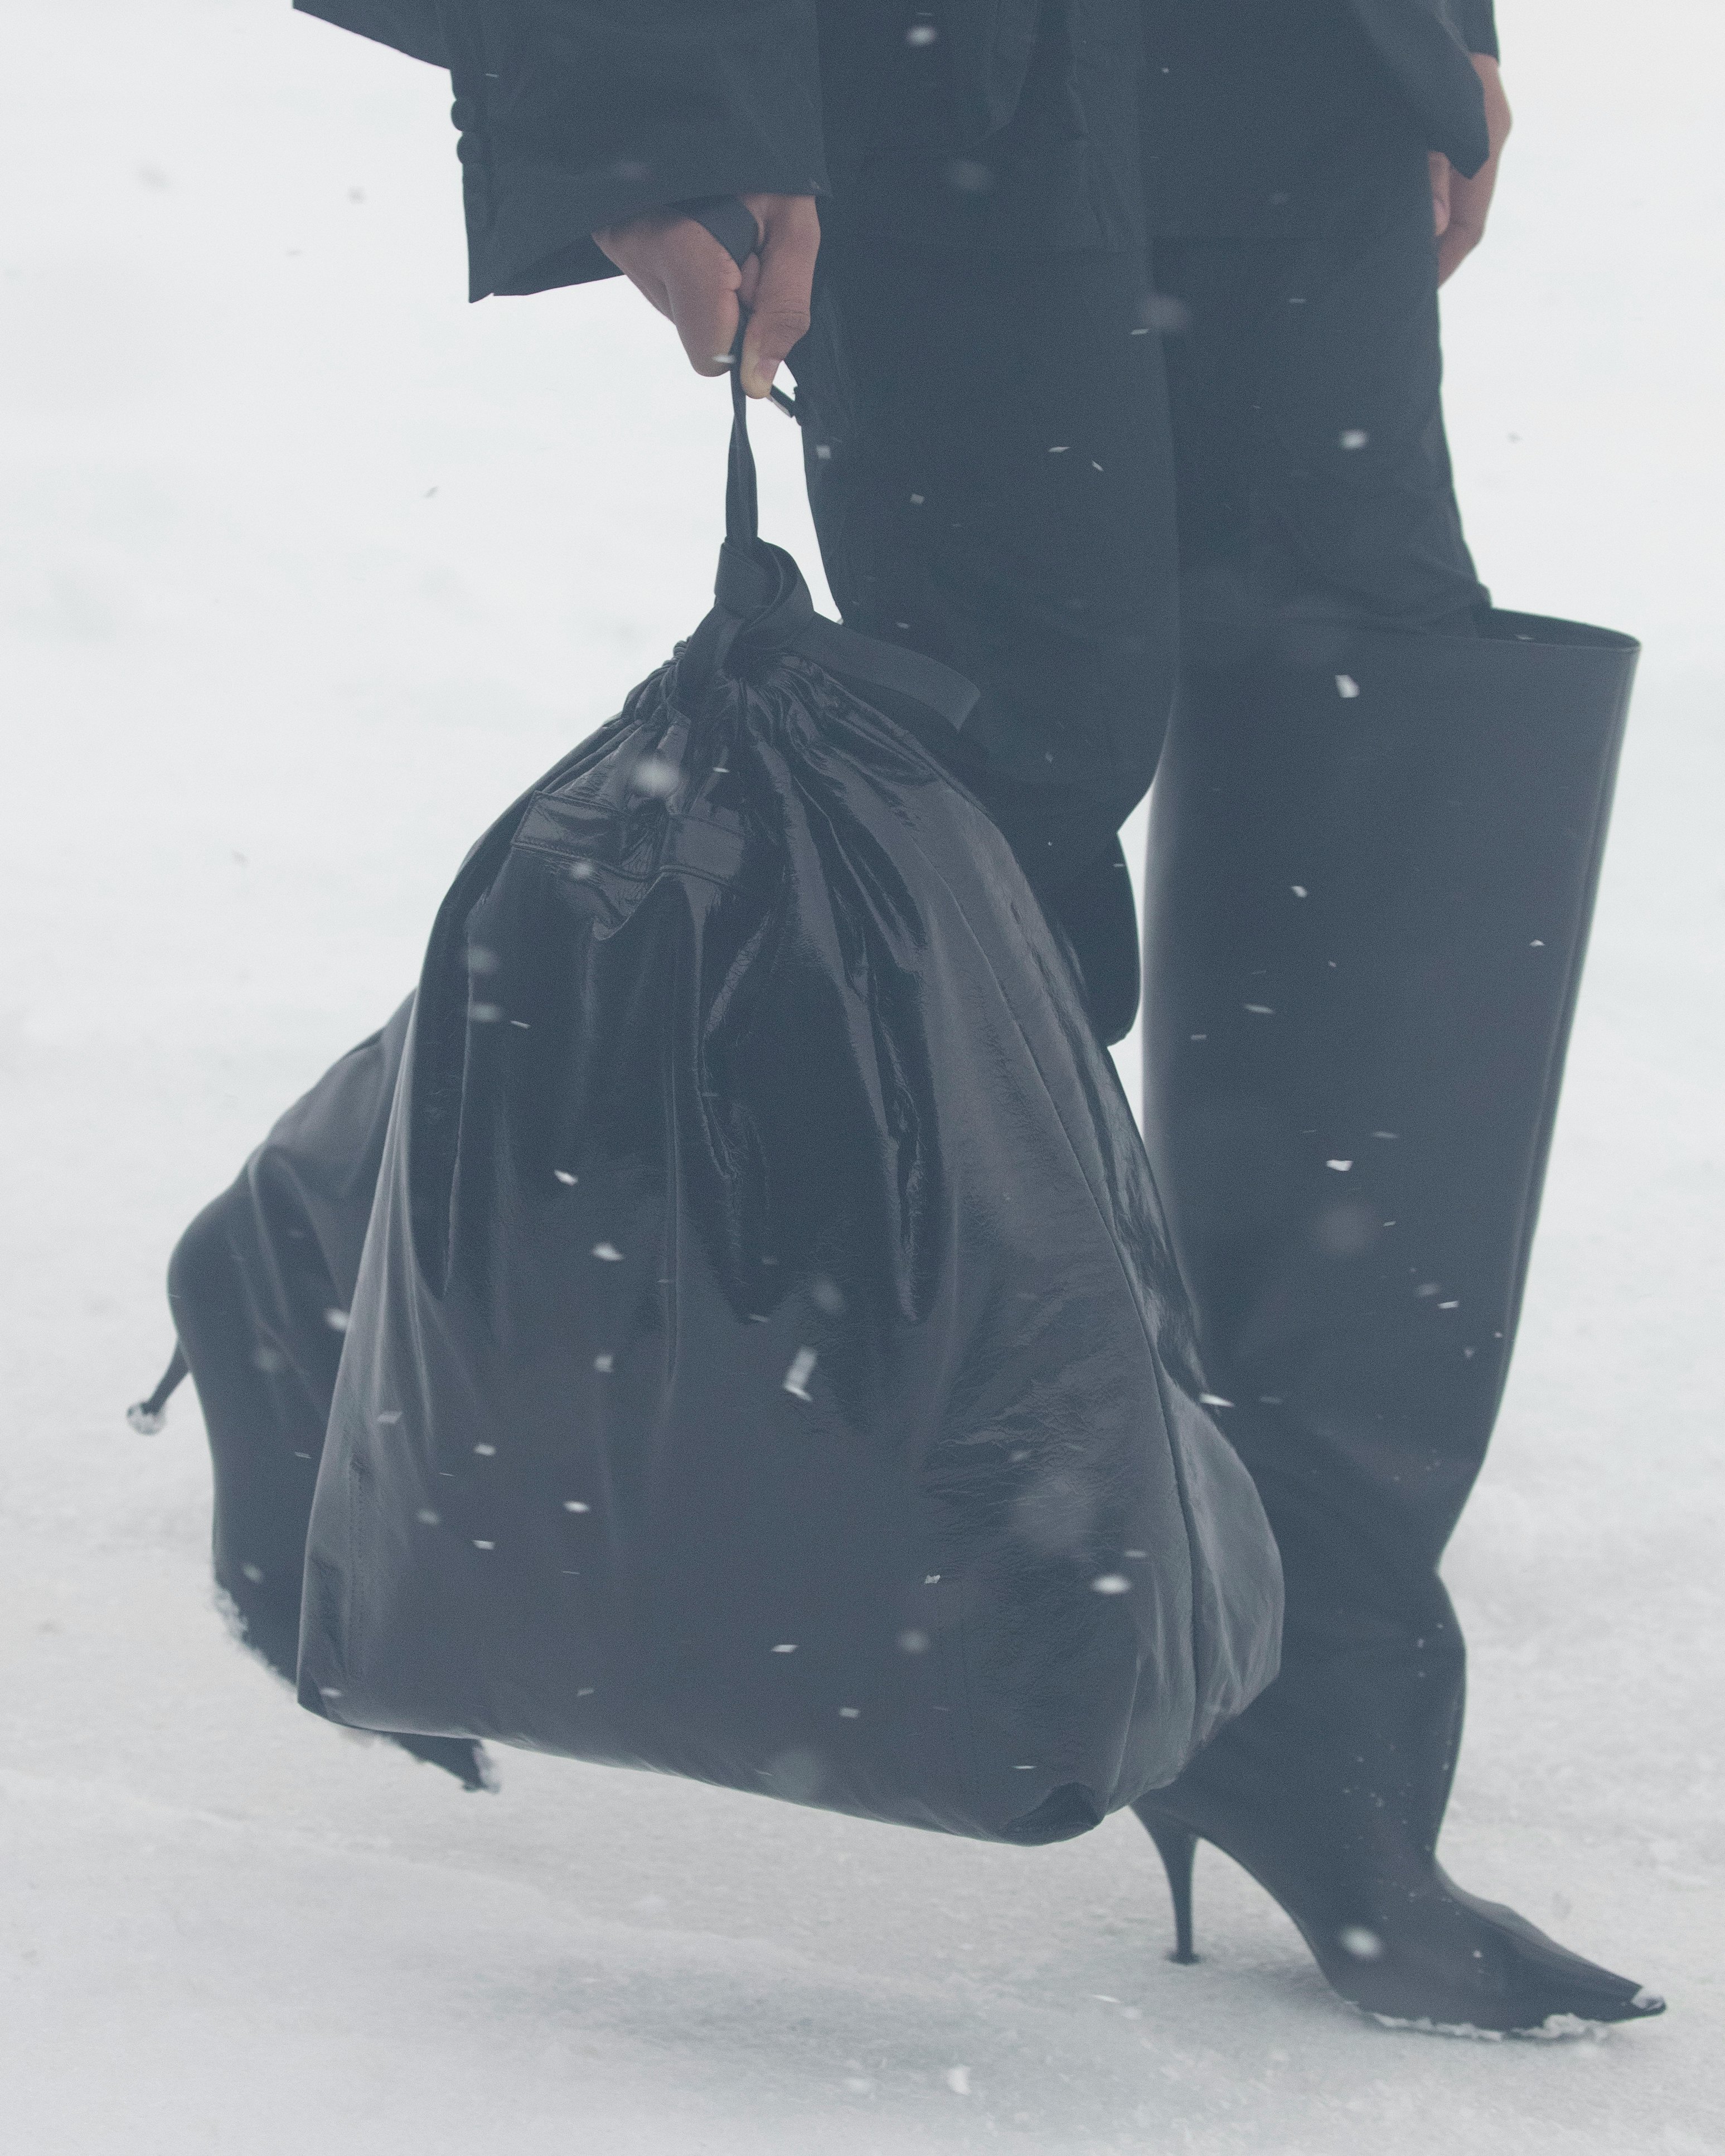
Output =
[{"x1": 1141, "y1": 610, "x2": 1635, "y2": 1862}]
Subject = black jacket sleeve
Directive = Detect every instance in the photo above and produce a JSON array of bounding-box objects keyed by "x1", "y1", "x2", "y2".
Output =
[
  {"x1": 1451, "y1": 1, "x2": 1499, "y2": 60},
  {"x1": 435, "y1": 2, "x2": 828, "y2": 298},
  {"x1": 294, "y1": 0, "x2": 450, "y2": 67},
  {"x1": 1346, "y1": 1, "x2": 1493, "y2": 171}
]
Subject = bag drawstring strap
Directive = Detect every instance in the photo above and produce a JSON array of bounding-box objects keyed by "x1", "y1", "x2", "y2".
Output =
[{"x1": 724, "y1": 322, "x2": 762, "y2": 553}]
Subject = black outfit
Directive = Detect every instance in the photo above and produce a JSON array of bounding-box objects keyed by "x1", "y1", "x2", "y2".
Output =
[{"x1": 293, "y1": 0, "x2": 1663, "y2": 2024}]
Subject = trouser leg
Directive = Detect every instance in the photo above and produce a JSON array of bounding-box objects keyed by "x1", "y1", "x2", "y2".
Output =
[
  {"x1": 788, "y1": 239, "x2": 1180, "y2": 903},
  {"x1": 1156, "y1": 206, "x2": 1489, "y2": 655}
]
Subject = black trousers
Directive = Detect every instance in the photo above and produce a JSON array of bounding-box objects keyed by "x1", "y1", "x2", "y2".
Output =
[
  {"x1": 791, "y1": 241, "x2": 1177, "y2": 894},
  {"x1": 1157, "y1": 212, "x2": 1489, "y2": 655},
  {"x1": 791, "y1": 173, "x2": 1486, "y2": 890}
]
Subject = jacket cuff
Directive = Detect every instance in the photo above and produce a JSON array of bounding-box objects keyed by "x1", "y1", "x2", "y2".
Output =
[
  {"x1": 467, "y1": 143, "x2": 823, "y2": 298},
  {"x1": 443, "y1": 2, "x2": 827, "y2": 300}
]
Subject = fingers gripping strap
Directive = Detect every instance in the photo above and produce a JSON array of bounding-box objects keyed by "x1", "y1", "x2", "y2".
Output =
[{"x1": 679, "y1": 195, "x2": 762, "y2": 273}]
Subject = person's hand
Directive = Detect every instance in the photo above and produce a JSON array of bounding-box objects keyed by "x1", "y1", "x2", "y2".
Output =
[
  {"x1": 1429, "y1": 55, "x2": 1512, "y2": 284},
  {"x1": 594, "y1": 192, "x2": 819, "y2": 398}
]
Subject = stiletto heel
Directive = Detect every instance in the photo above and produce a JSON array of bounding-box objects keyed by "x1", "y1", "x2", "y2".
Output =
[
  {"x1": 127, "y1": 1343, "x2": 188, "y2": 1433},
  {"x1": 1139, "y1": 1808, "x2": 1200, "y2": 1964}
]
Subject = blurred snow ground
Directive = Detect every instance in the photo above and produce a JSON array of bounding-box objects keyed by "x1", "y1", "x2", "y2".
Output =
[{"x1": 2, "y1": 3, "x2": 1721, "y2": 2150}]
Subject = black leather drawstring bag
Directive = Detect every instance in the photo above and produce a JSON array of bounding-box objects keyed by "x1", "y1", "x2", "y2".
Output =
[{"x1": 146, "y1": 352, "x2": 1282, "y2": 1843}]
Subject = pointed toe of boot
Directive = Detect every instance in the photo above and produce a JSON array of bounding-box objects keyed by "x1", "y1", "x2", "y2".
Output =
[
  {"x1": 1316, "y1": 1876, "x2": 1669, "y2": 2035},
  {"x1": 1140, "y1": 1806, "x2": 1667, "y2": 2036}
]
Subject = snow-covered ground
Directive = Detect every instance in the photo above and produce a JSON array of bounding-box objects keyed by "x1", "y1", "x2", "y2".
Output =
[{"x1": 3, "y1": 3, "x2": 1721, "y2": 2149}]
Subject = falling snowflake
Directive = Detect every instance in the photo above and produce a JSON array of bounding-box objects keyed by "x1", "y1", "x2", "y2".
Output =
[
  {"x1": 1340, "y1": 429, "x2": 1369, "y2": 450},
  {"x1": 1091, "y1": 1574, "x2": 1132, "y2": 1595},
  {"x1": 594, "y1": 1353, "x2": 614, "y2": 1373},
  {"x1": 472, "y1": 1539, "x2": 495, "y2": 1551},
  {"x1": 469, "y1": 1002, "x2": 502, "y2": 1023},
  {"x1": 1199, "y1": 1392, "x2": 1234, "y2": 1408},
  {"x1": 473, "y1": 1442, "x2": 496, "y2": 1456},
  {"x1": 898, "y1": 1629, "x2": 930, "y2": 1654},
  {"x1": 1326, "y1": 1159, "x2": 1354, "y2": 1172},
  {"x1": 945, "y1": 2067, "x2": 971, "y2": 2097},
  {"x1": 783, "y1": 1346, "x2": 817, "y2": 1400},
  {"x1": 839, "y1": 1707, "x2": 861, "y2": 1719},
  {"x1": 772, "y1": 1643, "x2": 798, "y2": 1654},
  {"x1": 592, "y1": 1242, "x2": 623, "y2": 1263},
  {"x1": 1335, "y1": 674, "x2": 1361, "y2": 699},
  {"x1": 377, "y1": 1409, "x2": 401, "y2": 1425},
  {"x1": 554, "y1": 1169, "x2": 578, "y2": 1185},
  {"x1": 416, "y1": 1510, "x2": 440, "y2": 1526},
  {"x1": 1339, "y1": 1926, "x2": 1384, "y2": 1960},
  {"x1": 1139, "y1": 293, "x2": 1191, "y2": 333},
  {"x1": 564, "y1": 1500, "x2": 590, "y2": 1513},
  {"x1": 240, "y1": 1562, "x2": 264, "y2": 1583},
  {"x1": 630, "y1": 754, "x2": 680, "y2": 798}
]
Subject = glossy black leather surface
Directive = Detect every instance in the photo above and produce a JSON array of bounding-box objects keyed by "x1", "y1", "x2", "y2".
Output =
[{"x1": 285, "y1": 394, "x2": 1281, "y2": 1841}]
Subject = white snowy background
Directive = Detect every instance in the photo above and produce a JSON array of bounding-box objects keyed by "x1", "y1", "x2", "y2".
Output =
[{"x1": 3, "y1": 2, "x2": 1721, "y2": 2149}]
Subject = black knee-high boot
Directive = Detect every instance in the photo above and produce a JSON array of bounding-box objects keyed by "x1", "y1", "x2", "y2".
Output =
[{"x1": 1131, "y1": 610, "x2": 1663, "y2": 2030}]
